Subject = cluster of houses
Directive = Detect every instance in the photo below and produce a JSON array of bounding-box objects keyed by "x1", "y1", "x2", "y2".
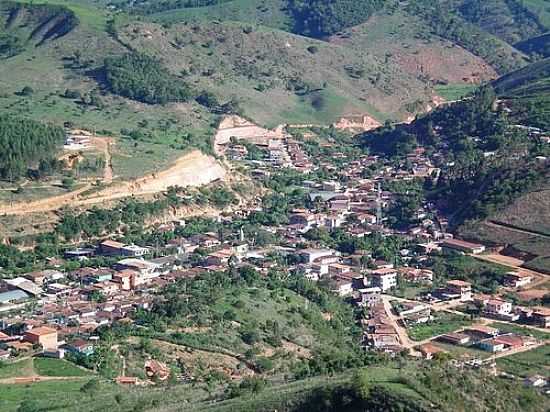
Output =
[
  {"x1": 474, "y1": 294, "x2": 550, "y2": 328},
  {"x1": 436, "y1": 324, "x2": 537, "y2": 355},
  {"x1": 226, "y1": 136, "x2": 313, "y2": 173}
]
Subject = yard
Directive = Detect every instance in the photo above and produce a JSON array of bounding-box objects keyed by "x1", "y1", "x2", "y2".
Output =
[
  {"x1": 407, "y1": 312, "x2": 472, "y2": 342},
  {"x1": 432, "y1": 342, "x2": 492, "y2": 361}
]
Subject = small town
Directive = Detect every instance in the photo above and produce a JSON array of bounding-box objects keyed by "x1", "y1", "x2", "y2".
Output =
[
  {"x1": 1, "y1": 119, "x2": 548, "y2": 397},
  {"x1": 1, "y1": 1, "x2": 550, "y2": 409}
]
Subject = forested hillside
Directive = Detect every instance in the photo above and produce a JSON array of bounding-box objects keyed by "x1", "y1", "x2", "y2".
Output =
[
  {"x1": 493, "y1": 58, "x2": 550, "y2": 129},
  {"x1": 0, "y1": 115, "x2": 65, "y2": 181}
]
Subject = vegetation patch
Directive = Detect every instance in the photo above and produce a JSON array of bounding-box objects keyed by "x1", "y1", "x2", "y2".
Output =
[
  {"x1": 104, "y1": 52, "x2": 193, "y2": 104},
  {"x1": 496, "y1": 345, "x2": 550, "y2": 378}
]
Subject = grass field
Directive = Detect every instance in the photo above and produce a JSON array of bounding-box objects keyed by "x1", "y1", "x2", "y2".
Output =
[
  {"x1": 16, "y1": 0, "x2": 110, "y2": 30},
  {"x1": 497, "y1": 344, "x2": 550, "y2": 378},
  {"x1": 408, "y1": 312, "x2": 472, "y2": 342},
  {"x1": 33, "y1": 358, "x2": 92, "y2": 377},
  {"x1": 150, "y1": 0, "x2": 292, "y2": 31},
  {"x1": 432, "y1": 342, "x2": 492, "y2": 360},
  {"x1": 435, "y1": 84, "x2": 477, "y2": 101}
]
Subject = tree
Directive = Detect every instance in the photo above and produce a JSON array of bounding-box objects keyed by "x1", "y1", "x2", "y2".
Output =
[
  {"x1": 352, "y1": 369, "x2": 372, "y2": 400},
  {"x1": 80, "y1": 378, "x2": 100, "y2": 396}
]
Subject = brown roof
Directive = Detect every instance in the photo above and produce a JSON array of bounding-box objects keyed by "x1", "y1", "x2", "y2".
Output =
[
  {"x1": 25, "y1": 326, "x2": 57, "y2": 336},
  {"x1": 101, "y1": 240, "x2": 125, "y2": 248},
  {"x1": 494, "y1": 334, "x2": 524, "y2": 347},
  {"x1": 533, "y1": 307, "x2": 550, "y2": 316},
  {"x1": 115, "y1": 376, "x2": 138, "y2": 385},
  {"x1": 466, "y1": 325, "x2": 499, "y2": 335}
]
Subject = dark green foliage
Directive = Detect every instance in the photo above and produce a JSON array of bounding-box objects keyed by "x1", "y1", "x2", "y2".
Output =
[
  {"x1": 493, "y1": 57, "x2": 550, "y2": 97},
  {"x1": 130, "y1": 0, "x2": 233, "y2": 15},
  {"x1": 288, "y1": 0, "x2": 387, "y2": 37},
  {"x1": 0, "y1": 115, "x2": 65, "y2": 180},
  {"x1": 104, "y1": 52, "x2": 193, "y2": 104},
  {"x1": 515, "y1": 33, "x2": 550, "y2": 58},
  {"x1": 0, "y1": 33, "x2": 23, "y2": 58},
  {"x1": 454, "y1": 0, "x2": 546, "y2": 44}
]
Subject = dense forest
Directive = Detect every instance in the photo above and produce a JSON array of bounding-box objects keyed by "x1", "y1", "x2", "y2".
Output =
[
  {"x1": 0, "y1": 115, "x2": 65, "y2": 181},
  {"x1": 288, "y1": 0, "x2": 386, "y2": 37},
  {"x1": 104, "y1": 52, "x2": 193, "y2": 104}
]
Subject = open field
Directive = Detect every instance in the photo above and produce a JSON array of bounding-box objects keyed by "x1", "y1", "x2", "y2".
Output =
[
  {"x1": 0, "y1": 359, "x2": 35, "y2": 379},
  {"x1": 0, "y1": 357, "x2": 93, "y2": 380},
  {"x1": 33, "y1": 358, "x2": 92, "y2": 377},
  {"x1": 432, "y1": 342, "x2": 492, "y2": 361},
  {"x1": 435, "y1": 84, "x2": 477, "y2": 101}
]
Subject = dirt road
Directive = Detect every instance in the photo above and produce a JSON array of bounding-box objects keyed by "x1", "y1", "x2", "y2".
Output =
[
  {"x1": 381, "y1": 296, "x2": 419, "y2": 354},
  {"x1": 0, "y1": 150, "x2": 226, "y2": 216}
]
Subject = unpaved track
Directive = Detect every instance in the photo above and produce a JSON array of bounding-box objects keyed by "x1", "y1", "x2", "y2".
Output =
[{"x1": 0, "y1": 150, "x2": 226, "y2": 216}]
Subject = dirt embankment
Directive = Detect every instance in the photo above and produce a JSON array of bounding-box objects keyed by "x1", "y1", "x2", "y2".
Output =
[{"x1": 0, "y1": 150, "x2": 227, "y2": 216}]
